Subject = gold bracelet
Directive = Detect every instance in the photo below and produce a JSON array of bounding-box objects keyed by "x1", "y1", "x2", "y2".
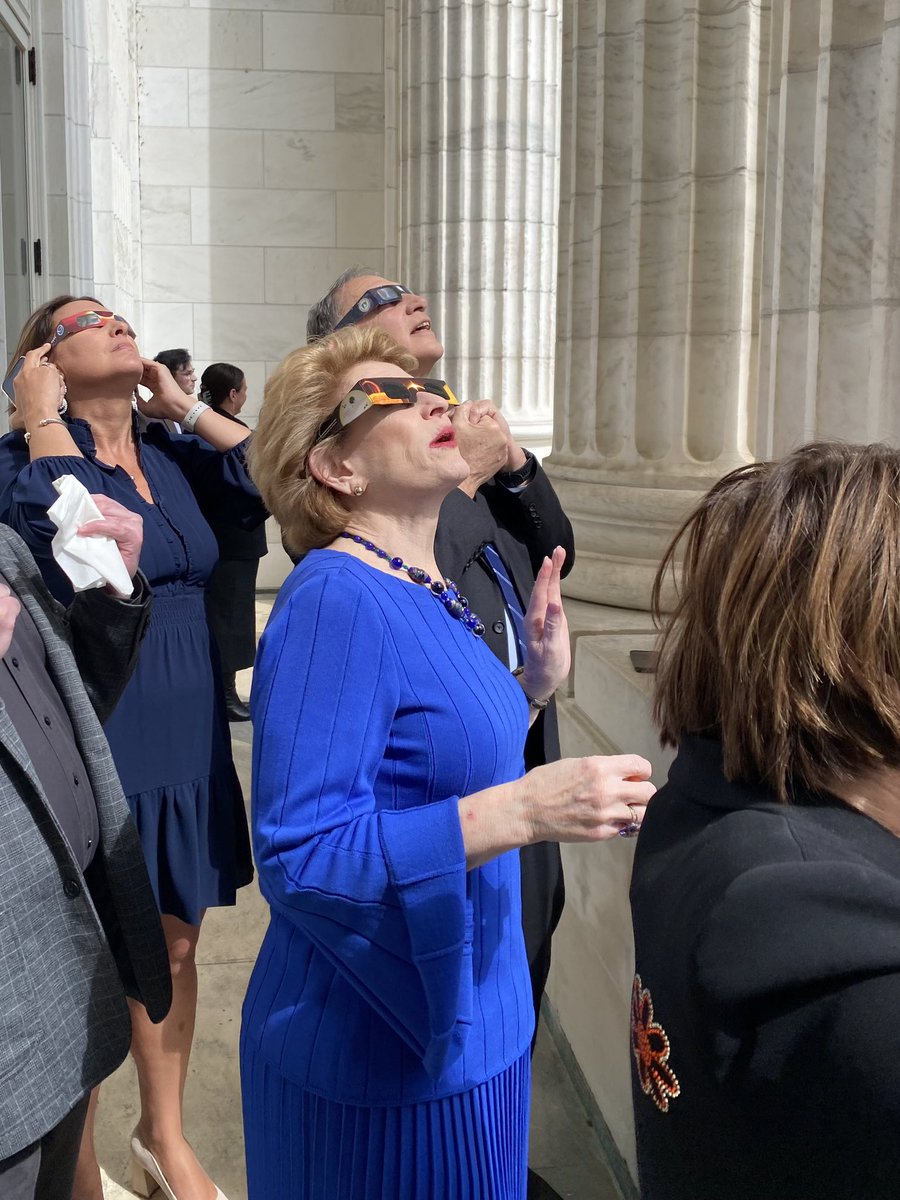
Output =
[{"x1": 24, "y1": 416, "x2": 68, "y2": 446}]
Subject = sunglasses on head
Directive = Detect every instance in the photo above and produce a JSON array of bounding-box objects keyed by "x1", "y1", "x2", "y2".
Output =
[
  {"x1": 315, "y1": 377, "x2": 459, "y2": 442},
  {"x1": 49, "y1": 309, "x2": 135, "y2": 348},
  {"x1": 335, "y1": 285, "x2": 413, "y2": 330}
]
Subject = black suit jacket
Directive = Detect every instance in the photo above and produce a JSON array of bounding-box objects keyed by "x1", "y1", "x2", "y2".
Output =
[
  {"x1": 630, "y1": 734, "x2": 900, "y2": 1199},
  {"x1": 435, "y1": 462, "x2": 574, "y2": 971}
]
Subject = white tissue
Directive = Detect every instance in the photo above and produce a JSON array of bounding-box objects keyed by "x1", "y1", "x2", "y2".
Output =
[{"x1": 48, "y1": 475, "x2": 134, "y2": 598}]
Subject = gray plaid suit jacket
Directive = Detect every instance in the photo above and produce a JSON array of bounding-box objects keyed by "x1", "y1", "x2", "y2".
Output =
[{"x1": 0, "y1": 525, "x2": 171, "y2": 1160}]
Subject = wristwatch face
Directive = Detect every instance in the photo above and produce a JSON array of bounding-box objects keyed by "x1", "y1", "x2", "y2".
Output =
[{"x1": 501, "y1": 452, "x2": 534, "y2": 485}]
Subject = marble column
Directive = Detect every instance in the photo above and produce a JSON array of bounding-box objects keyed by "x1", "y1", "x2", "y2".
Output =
[
  {"x1": 758, "y1": 0, "x2": 900, "y2": 455},
  {"x1": 386, "y1": 0, "x2": 562, "y2": 454},
  {"x1": 548, "y1": 0, "x2": 771, "y2": 607},
  {"x1": 546, "y1": 4, "x2": 900, "y2": 1188}
]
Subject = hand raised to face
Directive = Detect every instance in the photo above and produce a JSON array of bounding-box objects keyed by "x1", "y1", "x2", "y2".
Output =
[{"x1": 451, "y1": 401, "x2": 510, "y2": 494}]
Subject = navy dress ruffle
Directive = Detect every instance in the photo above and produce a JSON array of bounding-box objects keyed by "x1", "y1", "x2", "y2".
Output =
[{"x1": 0, "y1": 416, "x2": 264, "y2": 923}]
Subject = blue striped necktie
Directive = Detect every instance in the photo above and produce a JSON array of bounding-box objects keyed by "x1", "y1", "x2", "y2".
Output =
[{"x1": 481, "y1": 543, "x2": 527, "y2": 664}]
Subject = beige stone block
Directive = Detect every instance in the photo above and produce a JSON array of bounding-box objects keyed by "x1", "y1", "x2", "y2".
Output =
[
  {"x1": 143, "y1": 245, "x2": 265, "y2": 304},
  {"x1": 336, "y1": 189, "x2": 383, "y2": 246},
  {"x1": 335, "y1": 72, "x2": 384, "y2": 131},
  {"x1": 189, "y1": 68, "x2": 334, "y2": 131},
  {"x1": 141, "y1": 186, "x2": 192, "y2": 245},
  {"x1": 191, "y1": 187, "x2": 335, "y2": 247},
  {"x1": 140, "y1": 128, "x2": 264, "y2": 187},
  {"x1": 264, "y1": 246, "x2": 384, "y2": 304},
  {"x1": 192, "y1": 303, "x2": 308, "y2": 361},
  {"x1": 263, "y1": 12, "x2": 382, "y2": 73},
  {"x1": 139, "y1": 8, "x2": 261, "y2": 69},
  {"x1": 264, "y1": 131, "x2": 383, "y2": 190},
  {"x1": 139, "y1": 67, "x2": 189, "y2": 127},
  {"x1": 139, "y1": 301, "x2": 195, "y2": 357}
]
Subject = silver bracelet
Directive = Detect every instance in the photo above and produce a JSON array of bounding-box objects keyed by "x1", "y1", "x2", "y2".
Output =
[
  {"x1": 180, "y1": 399, "x2": 210, "y2": 433},
  {"x1": 23, "y1": 416, "x2": 68, "y2": 445}
]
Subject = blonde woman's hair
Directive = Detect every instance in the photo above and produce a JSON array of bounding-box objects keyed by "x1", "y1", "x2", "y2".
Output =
[
  {"x1": 652, "y1": 442, "x2": 900, "y2": 804},
  {"x1": 249, "y1": 326, "x2": 417, "y2": 555}
]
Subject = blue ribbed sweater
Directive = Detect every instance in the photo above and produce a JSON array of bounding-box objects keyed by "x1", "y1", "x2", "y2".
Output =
[{"x1": 242, "y1": 550, "x2": 534, "y2": 1105}]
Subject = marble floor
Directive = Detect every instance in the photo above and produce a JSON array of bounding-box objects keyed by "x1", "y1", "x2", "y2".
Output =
[{"x1": 96, "y1": 599, "x2": 623, "y2": 1200}]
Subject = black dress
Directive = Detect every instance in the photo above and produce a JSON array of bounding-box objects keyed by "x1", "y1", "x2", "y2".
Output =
[{"x1": 205, "y1": 407, "x2": 268, "y2": 674}]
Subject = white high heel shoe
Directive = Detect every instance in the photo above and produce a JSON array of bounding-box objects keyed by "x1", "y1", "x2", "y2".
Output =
[{"x1": 130, "y1": 1130, "x2": 229, "y2": 1200}]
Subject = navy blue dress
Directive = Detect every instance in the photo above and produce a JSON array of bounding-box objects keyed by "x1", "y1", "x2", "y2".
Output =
[
  {"x1": 0, "y1": 416, "x2": 265, "y2": 924},
  {"x1": 242, "y1": 551, "x2": 535, "y2": 1199}
]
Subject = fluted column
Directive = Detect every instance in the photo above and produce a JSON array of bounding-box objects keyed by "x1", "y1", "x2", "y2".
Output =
[
  {"x1": 387, "y1": 0, "x2": 563, "y2": 453},
  {"x1": 548, "y1": 0, "x2": 771, "y2": 607},
  {"x1": 758, "y1": 0, "x2": 900, "y2": 455}
]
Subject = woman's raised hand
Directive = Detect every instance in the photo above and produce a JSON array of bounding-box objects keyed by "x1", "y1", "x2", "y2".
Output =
[
  {"x1": 137, "y1": 358, "x2": 192, "y2": 420},
  {"x1": 12, "y1": 345, "x2": 66, "y2": 421},
  {"x1": 519, "y1": 546, "x2": 570, "y2": 704}
]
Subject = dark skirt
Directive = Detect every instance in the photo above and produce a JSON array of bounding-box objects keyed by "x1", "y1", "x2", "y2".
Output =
[
  {"x1": 103, "y1": 589, "x2": 253, "y2": 925},
  {"x1": 240, "y1": 1046, "x2": 531, "y2": 1200},
  {"x1": 206, "y1": 557, "x2": 261, "y2": 674}
]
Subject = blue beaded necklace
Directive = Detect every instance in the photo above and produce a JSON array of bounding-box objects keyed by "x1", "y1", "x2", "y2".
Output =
[{"x1": 340, "y1": 531, "x2": 486, "y2": 637}]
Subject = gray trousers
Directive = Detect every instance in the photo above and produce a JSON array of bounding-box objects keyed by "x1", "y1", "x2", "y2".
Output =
[{"x1": 0, "y1": 1096, "x2": 89, "y2": 1200}]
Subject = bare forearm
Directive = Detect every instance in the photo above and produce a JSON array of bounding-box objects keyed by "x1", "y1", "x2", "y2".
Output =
[
  {"x1": 190, "y1": 407, "x2": 249, "y2": 451},
  {"x1": 25, "y1": 423, "x2": 83, "y2": 461},
  {"x1": 458, "y1": 778, "x2": 532, "y2": 870}
]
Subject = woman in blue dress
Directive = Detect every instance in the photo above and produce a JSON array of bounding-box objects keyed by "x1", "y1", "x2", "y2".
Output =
[
  {"x1": 0, "y1": 298, "x2": 266, "y2": 1200},
  {"x1": 244, "y1": 324, "x2": 655, "y2": 1199}
]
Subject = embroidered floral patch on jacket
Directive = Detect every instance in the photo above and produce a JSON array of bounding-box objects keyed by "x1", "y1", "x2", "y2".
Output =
[{"x1": 631, "y1": 974, "x2": 681, "y2": 1113}]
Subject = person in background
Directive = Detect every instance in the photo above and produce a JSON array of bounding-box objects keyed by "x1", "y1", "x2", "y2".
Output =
[
  {"x1": 152, "y1": 350, "x2": 196, "y2": 435},
  {"x1": 199, "y1": 362, "x2": 267, "y2": 722},
  {"x1": 630, "y1": 442, "x2": 900, "y2": 1199},
  {"x1": 0, "y1": 504, "x2": 172, "y2": 1200},
  {"x1": 0, "y1": 299, "x2": 266, "y2": 1200},
  {"x1": 153, "y1": 348, "x2": 196, "y2": 397},
  {"x1": 307, "y1": 271, "x2": 572, "y2": 1083},
  {"x1": 241, "y1": 324, "x2": 652, "y2": 1200}
]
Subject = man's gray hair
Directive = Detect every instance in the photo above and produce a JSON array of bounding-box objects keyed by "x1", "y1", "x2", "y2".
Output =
[{"x1": 306, "y1": 266, "x2": 377, "y2": 343}]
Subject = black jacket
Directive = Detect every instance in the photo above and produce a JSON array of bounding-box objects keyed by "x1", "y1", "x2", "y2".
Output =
[
  {"x1": 435, "y1": 461, "x2": 574, "y2": 978},
  {"x1": 434, "y1": 461, "x2": 575, "y2": 770},
  {"x1": 630, "y1": 734, "x2": 900, "y2": 1199},
  {"x1": 207, "y1": 408, "x2": 268, "y2": 561}
]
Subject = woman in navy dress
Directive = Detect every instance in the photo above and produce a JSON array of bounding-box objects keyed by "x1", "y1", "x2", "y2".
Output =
[
  {"x1": 0, "y1": 298, "x2": 266, "y2": 1200},
  {"x1": 243, "y1": 324, "x2": 655, "y2": 1199}
]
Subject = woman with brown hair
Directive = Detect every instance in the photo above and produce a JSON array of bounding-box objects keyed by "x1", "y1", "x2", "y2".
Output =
[
  {"x1": 241, "y1": 323, "x2": 654, "y2": 1199},
  {"x1": 630, "y1": 442, "x2": 900, "y2": 1199},
  {"x1": 0, "y1": 298, "x2": 266, "y2": 1200}
]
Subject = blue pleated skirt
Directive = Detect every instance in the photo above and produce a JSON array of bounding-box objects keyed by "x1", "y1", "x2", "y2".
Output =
[
  {"x1": 102, "y1": 589, "x2": 253, "y2": 925},
  {"x1": 240, "y1": 1044, "x2": 530, "y2": 1200}
]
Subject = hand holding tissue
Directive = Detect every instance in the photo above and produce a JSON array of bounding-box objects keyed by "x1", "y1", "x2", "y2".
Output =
[{"x1": 48, "y1": 475, "x2": 135, "y2": 598}]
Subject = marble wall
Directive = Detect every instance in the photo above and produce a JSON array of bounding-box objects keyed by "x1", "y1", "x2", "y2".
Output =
[{"x1": 135, "y1": 0, "x2": 388, "y2": 581}]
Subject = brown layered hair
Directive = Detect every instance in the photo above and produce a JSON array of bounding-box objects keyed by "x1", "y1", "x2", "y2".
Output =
[
  {"x1": 248, "y1": 325, "x2": 416, "y2": 555},
  {"x1": 652, "y1": 442, "x2": 900, "y2": 802}
]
